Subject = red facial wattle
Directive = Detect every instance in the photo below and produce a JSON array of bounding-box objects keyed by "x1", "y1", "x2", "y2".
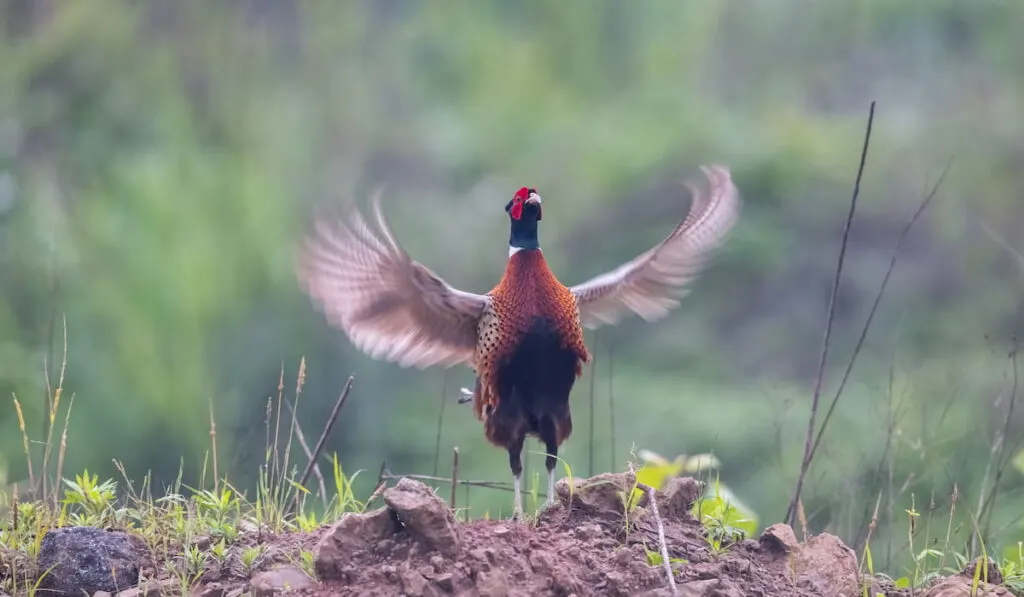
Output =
[{"x1": 510, "y1": 187, "x2": 530, "y2": 221}]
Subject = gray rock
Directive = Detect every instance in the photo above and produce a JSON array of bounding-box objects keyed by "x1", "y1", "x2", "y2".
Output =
[
  {"x1": 36, "y1": 526, "x2": 140, "y2": 597},
  {"x1": 383, "y1": 478, "x2": 461, "y2": 557}
]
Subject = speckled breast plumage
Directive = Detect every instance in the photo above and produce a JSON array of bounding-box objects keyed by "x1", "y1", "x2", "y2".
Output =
[{"x1": 470, "y1": 250, "x2": 590, "y2": 422}]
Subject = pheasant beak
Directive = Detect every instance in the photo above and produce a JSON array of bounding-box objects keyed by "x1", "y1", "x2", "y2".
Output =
[{"x1": 525, "y1": 192, "x2": 542, "y2": 206}]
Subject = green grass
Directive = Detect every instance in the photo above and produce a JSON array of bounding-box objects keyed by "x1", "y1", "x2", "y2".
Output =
[{"x1": 0, "y1": 355, "x2": 367, "y2": 597}]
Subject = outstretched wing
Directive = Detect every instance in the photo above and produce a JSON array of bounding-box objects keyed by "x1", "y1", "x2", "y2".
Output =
[
  {"x1": 297, "y1": 192, "x2": 489, "y2": 369},
  {"x1": 569, "y1": 165, "x2": 740, "y2": 329}
]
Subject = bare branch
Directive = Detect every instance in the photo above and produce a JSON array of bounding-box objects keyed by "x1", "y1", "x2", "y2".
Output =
[
  {"x1": 639, "y1": 482, "x2": 677, "y2": 595},
  {"x1": 297, "y1": 375, "x2": 355, "y2": 496},
  {"x1": 786, "y1": 101, "x2": 877, "y2": 525},
  {"x1": 809, "y1": 160, "x2": 950, "y2": 463}
]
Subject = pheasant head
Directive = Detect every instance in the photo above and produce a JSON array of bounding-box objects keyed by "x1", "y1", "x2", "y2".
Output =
[{"x1": 505, "y1": 187, "x2": 542, "y2": 251}]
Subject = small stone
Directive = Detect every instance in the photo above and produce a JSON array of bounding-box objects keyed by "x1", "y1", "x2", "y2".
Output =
[
  {"x1": 191, "y1": 536, "x2": 211, "y2": 550},
  {"x1": 433, "y1": 572, "x2": 454, "y2": 591},
  {"x1": 613, "y1": 547, "x2": 633, "y2": 566},
  {"x1": 37, "y1": 527, "x2": 140, "y2": 597},
  {"x1": 528, "y1": 550, "x2": 556, "y2": 574},
  {"x1": 430, "y1": 555, "x2": 445, "y2": 572},
  {"x1": 400, "y1": 568, "x2": 429, "y2": 596},
  {"x1": 759, "y1": 523, "x2": 799, "y2": 553},
  {"x1": 574, "y1": 523, "x2": 601, "y2": 540},
  {"x1": 249, "y1": 565, "x2": 316, "y2": 597},
  {"x1": 468, "y1": 551, "x2": 491, "y2": 573}
]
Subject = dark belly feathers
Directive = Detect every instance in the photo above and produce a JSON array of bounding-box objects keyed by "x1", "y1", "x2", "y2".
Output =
[{"x1": 486, "y1": 316, "x2": 578, "y2": 447}]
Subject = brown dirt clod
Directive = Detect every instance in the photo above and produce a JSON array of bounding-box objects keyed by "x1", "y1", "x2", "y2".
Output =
[{"x1": 382, "y1": 478, "x2": 462, "y2": 558}]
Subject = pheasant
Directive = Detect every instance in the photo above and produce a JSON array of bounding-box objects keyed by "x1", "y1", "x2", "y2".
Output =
[{"x1": 297, "y1": 165, "x2": 740, "y2": 519}]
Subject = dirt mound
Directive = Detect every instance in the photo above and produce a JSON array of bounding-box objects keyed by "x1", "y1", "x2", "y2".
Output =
[
  {"x1": 10, "y1": 473, "x2": 1014, "y2": 596},
  {"x1": 307, "y1": 473, "x2": 852, "y2": 597}
]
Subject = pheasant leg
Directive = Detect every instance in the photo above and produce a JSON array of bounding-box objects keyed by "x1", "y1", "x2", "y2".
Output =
[
  {"x1": 512, "y1": 473, "x2": 523, "y2": 520},
  {"x1": 508, "y1": 434, "x2": 525, "y2": 521},
  {"x1": 540, "y1": 418, "x2": 560, "y2": 508},
  {"x1": 546, "y1": 468, "x2": 556, "y2": 508}
]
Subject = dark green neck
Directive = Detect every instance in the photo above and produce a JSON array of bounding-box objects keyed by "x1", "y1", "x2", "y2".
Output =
[{"x1": 509, "y1": 217, "x2": 540, "y2": 250}]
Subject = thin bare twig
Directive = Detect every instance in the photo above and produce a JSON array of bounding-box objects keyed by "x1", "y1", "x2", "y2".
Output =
[
  {"x1": 808, "y1": 161, "x2": 949, "y2": 464},
  {"x1": 381, "y1": 473, "x2": 532, "y2": 496},
  {"x1": 272, "y1": 363, "x2": 285, "y2": 487},
  {"x1": 639, "y1": 482, "x2": 677, "y2": 595},
  {"x1": 282, "y1": 396, "x2": 329, "y2": 509},
  {"x1": 978, "y1": 339, "x2": 1020, "y2": 546},
  {"x1": 376, "y1": 459, "x2": 388, "y2": 489},
  {"x1": 450, "y1": 447, "x2": 460, "y2": 509},
  {"x1": 588, "y1": 332, "x2": 598, "y2": 477},
  {"x1": 209, "y1": 397, "x2": 219, "y2": 493},
  {"x1": 365, "y1": 480, "x2": 387, "y2": 509},
  {"x1": 297, "y1": 375, "x2": 355, "y2": 493},
  {"x1": 857, "y1": 493, "x2": 883, "y2": 576},
  {"x1": 786, "y1": 101, "x2": 876, "y2": 525}
]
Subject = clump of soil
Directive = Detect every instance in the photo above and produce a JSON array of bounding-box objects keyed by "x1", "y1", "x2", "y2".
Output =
[
  {"x1": 305, "y1": 472, "x2": 859, "y2": 597},
  {"x1": 5, "y1": 473, "x2": 1014, "y2": 596}
]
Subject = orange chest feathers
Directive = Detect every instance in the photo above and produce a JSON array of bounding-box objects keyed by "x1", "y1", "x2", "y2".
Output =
[{"x1": 476, "y1": 250, "x2": 590, "y2": 368}]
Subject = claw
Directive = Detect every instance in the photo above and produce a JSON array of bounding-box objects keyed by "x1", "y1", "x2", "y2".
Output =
[{"x1": 457, "y1": 387, "x2": 473, "y2": 404}]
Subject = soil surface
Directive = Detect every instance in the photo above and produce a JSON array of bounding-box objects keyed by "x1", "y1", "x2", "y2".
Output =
[{"x1": 3, "y1": 472, "x2": 1015, "y2": 596}]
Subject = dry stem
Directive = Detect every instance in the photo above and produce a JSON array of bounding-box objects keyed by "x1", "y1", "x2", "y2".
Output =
[
  {"x1": 296, "y1": 374, "x2": 355, "y2": 492},
  {"x1": 639, "y1": 482, "x2": 677, "y2": 595},
  {"x1": 786, "y1": 100, "x2": 876, "y2": 525}
]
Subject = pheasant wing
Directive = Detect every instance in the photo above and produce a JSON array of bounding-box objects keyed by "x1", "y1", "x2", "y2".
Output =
[
  {"x1": 569, "y1": 165, "x2": 740, "y2": 329},
  {"x1": 298, "y1": 192, "x2": 488, "y2": 369}
]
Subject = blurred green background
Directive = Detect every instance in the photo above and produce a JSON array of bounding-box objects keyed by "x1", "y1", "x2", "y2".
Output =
[{"x1": 3, "y1": 0, "x2": 1024, "y2": 573}]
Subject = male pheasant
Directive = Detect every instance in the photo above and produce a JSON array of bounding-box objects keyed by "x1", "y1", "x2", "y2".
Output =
[{"x1": 297, "y1": 165, "x2": 741, "y2": 519}]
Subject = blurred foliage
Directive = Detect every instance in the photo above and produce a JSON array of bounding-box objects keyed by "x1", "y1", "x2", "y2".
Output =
[{"x1": 2, "y1": 0, "x2": 1024, "y2": 577}]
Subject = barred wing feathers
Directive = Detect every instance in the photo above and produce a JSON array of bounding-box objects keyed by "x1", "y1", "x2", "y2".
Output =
[
  {"x1": 298, "y1": 193, "x2": 489, "y2": 369},
  {"x1": 570, "y1": 165, "x2": 741, "y2": 329}
]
